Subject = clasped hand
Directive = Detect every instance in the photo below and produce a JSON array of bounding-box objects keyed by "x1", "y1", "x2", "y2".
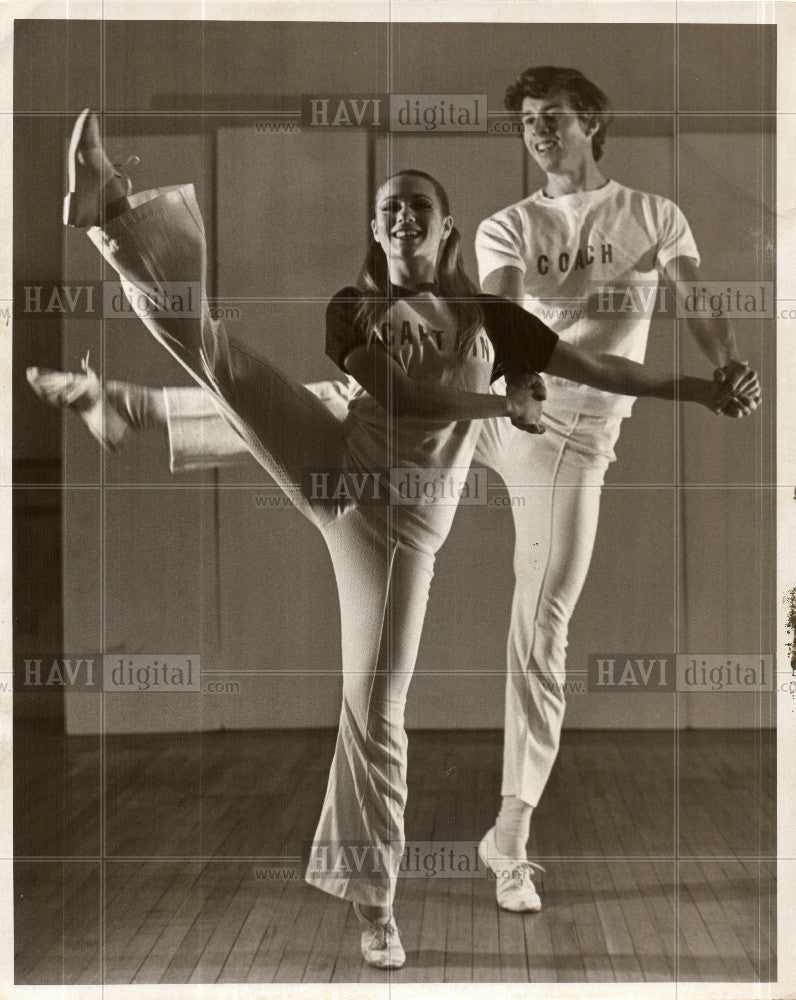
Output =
[
  {"x1": 711, "y1": 360, "x2": 761, "y2": 417},
  {"x1": 506, "y1": 373, "x2": 547, "y2": 434}
]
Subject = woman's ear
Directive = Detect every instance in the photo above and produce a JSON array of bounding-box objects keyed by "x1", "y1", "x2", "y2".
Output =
[
  {"x1": 370, "y1": 218, "x2": 379, "y2": 241},
  {"x1": 437, "y1": 220, "x2": 457, "y2": 268}
]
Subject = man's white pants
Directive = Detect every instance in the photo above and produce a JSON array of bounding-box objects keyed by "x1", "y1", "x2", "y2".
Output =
[{"x1": 474, "y1": 391, "x2": 623, "y2": 807}]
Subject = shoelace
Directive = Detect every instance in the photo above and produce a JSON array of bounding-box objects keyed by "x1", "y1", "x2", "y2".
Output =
[
  {"x1": 112, "y1": 155, "x2": 139, "y2": 195},
  {"x1": 367, "y1": 924, "x2": 390, "y2": 949},
  {"x1": 509, "y1": 860, "x2": 546, "y2": 884},
  {"x1": 354, "y1": 902, "x2": 394, "y2": 929}
]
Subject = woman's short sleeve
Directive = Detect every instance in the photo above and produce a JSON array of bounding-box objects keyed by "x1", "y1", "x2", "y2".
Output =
[
  {"x1": 478, "y1": 294, "x2": 559, "y2": 382},
  {"x1": 325, "y1": 286, "x2": 366, "y2": 374}
]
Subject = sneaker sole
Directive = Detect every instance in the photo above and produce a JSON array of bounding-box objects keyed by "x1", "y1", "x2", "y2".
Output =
[
  {"x1": 63, "y1": 108, "x2": 91, "y2": 226},
  {"x1": 362, "y1": 950, "x2": 406, "y2": 970}
]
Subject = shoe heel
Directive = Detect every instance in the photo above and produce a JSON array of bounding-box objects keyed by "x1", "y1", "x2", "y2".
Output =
[
  {"x1": 64, "y1": 108, "x2": 90, "y2": 227},
  {"x1": 63, "y1": 191, "x2": 75, "y2": 227}
]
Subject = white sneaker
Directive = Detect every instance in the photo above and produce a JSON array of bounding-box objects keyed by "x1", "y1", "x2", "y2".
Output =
[
  {"x1": 26, "y1": 357, "x2": 129, "y2": 451},
  {"x1": 352, "y1": 903, "x2": 406, "y2": 969},
  {"x1": 478, "y1": 826, "x2": 544, "y2": 912}
]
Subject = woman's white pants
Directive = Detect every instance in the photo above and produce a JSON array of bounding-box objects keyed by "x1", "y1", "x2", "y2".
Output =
[{"x1": 88, "y1": 183, "x2": 444, "y2": 907}]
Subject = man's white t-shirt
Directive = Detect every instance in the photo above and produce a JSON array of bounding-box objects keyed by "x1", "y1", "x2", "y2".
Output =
[{"x1": 476, "y1": 179, "x2": 700, "y2": 416}]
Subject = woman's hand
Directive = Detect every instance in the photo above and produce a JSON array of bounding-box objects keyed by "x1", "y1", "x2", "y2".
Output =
[{"x1": 505, "y1": 379, "x2": 546, "y2": 434}]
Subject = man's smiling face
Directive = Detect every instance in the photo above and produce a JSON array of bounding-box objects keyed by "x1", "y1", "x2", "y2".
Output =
[{"x1": 520, "y1": 92, "x2": 596, "y2": 174}]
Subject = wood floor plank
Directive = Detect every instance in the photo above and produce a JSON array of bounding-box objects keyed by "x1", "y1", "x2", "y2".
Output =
[
  {"x1": 585, "y1": 860, "x2": 644, "y2": 982},
  {"x1": 272, "y1": 890, "x2": 327, "y2": 982},
  {"x1": 496, "y1": 904, "x2": 528, "y2": 982},
  {"x1": 132, "y1": 865, "x2": 229, "y2": 983},
  {"x1": 704, "y1": 858, "x2": 775, "y2": 979},
  {"x1": 442, "y1": 740, "x2": 480, "y2": 982},
  {"x1": 468, "y1": 757, "x2": 502, "y2": 981},
  {"x1": 159, "y1": 867, "x2": 245, "y2": 982},
  {"x1": 329, "y1": 906, "x2": 365, "y2": 983},
  {"x1": 189, "y1": 866, "x2": 254, "y2": 983},
  {"x1": 520, "y1": 910, "x2": 557, "y2": 982},
  {"x1": 301, "y1": 890, "x2": 350, "y2": 982},
  {"x1": 547, "y1": 866, "x2": 588, "y2": 983},
  {"x1": 470, "y1": 879, "x2": 502, "y2": 981},
  {"x1": 410, "y1": 872, "x2": 449, "y2": 982},
  {"x1": 677, "y1": 872, "x2": 725, "y2": 981},
  {"x1": 400, "y1": 745, "x2": 453, "y2": 985},
  {"x1": 216, "y1": 873, "x2": 292, "y2": 982},
  {"x1": 443, "y1": 876, "x2": 473, "y2": 982},
  {"x1": 15, "y1": 862, "x2": 101, "y2": 983},
  {"x1": 23, "y1": 863, "x2": 102, "y2": 985},
  {"x1": 679, "y1": 862, "x2": 757, "y2": 981},
  {"x1": 636, "y1": 862, "x2": 676, "y2": 970},
  {"x1": 608, "y1": 861, "x2": 674, "y2": 981},
  {"x1": 103, "y1": 862, "x2": 189, "y2": 981},
  {"x1": 244, "y1": 872, "x2": 306, "y2": 982},
  {"x1": 566, "y1": 864, "x2": 615, "y2": 983},
  {"x1": 104, "y1": 863, "x2": 205, "y2": 984}
]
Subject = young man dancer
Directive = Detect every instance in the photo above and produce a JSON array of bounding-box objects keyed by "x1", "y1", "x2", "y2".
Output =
[{"x1": 472, "y1": 65, "x2": 761, "y2": 911}]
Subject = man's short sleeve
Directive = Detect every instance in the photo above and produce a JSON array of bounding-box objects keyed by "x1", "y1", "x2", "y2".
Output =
[
  {"x1": 475, "y1": 212, "x2": 527, "y2": 286},
  {"x1": 325, "y1": 286, "x2": 365, "y2": 374},
  {"x1": 656, "y1": 199, "x2": 700, "y2": 270}
]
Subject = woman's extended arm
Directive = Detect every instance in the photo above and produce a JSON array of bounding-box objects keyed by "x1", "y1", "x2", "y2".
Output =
[
  {"x1": 344, "y1": 341, "x2": 543, "y2": 426},
  {"x1": 543, "y1": 340, "x2": 718, "y2": 410}
]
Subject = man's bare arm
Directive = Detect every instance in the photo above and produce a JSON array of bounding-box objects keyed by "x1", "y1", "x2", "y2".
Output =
[{"x1": 661, "y1": 255, "x2": 761, "y2": 417}]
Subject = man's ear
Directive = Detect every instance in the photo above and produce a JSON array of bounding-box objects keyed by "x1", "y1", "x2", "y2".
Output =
[{"x1": 370, "y1": 218, "x2": 379, "y2": 240}]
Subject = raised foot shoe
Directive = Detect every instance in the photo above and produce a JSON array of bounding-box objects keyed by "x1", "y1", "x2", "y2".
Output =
[
  {"x1": 352, "y1": 903, "x2": 406, "y2": 969},
  {"x1": 478, "y1": 826, "x2": 545, "y2": 913},
  {"x1": 26, "y1": 356, "x2": 129, "y2": 451},
  {"x1": 64, "y1": 108, "x2": 133, "y2": 228}
]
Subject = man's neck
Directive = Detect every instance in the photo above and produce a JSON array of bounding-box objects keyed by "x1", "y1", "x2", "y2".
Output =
[{"x1": 543, "y1": 161, "x2": 607, "y2": 198}]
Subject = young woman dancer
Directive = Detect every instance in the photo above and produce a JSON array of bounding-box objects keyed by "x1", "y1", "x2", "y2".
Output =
[{"x1": 29, "y1": 110, "x2": 734, "y2": 970}]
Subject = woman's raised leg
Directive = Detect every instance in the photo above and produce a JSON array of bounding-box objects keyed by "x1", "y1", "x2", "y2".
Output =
[{"x1": 79, "y1": 182, "x2": 354, "y2": 527}]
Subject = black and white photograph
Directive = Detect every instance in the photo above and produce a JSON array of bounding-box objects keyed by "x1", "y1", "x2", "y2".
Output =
[{"x1": 4, "y1": 2, "x2": 791, "y2": 995}]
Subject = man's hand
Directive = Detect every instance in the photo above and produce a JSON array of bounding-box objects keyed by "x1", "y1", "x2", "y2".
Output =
[
  {"x1": 506, "y1": 374, "x2": 546, "y2": 434},
  {"x1": 507, "y1": 371, "x2": 547, "y2": 396},
  {"x1": 712, "y1": 360, "x2": 761, "y2": 417}
]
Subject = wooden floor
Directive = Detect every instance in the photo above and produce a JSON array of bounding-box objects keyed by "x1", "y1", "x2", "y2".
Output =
[{"x1": 14, "y1": 726, "x2": 776, "y2": 984}]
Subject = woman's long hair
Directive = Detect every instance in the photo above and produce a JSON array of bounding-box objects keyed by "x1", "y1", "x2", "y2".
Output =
[{"x1": 355, "y1": 170, "x2": 484, "y2": 358}]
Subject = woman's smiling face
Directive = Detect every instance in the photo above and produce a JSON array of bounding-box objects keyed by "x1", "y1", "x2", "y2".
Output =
[{"x1": 371, "y1": 174, "x2": 453, "y2": 272}]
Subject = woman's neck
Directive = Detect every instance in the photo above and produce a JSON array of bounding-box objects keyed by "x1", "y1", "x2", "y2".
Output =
[{"x1": 387, "y1": 259, "x2": 437, "y2": 290}]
